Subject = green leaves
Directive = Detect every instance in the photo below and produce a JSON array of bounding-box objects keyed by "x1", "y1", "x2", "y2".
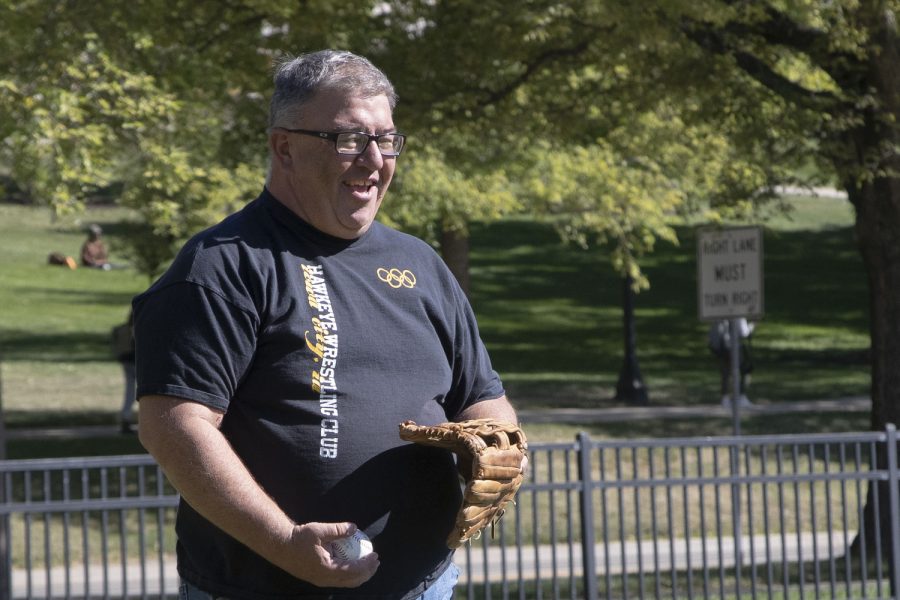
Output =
[
  {"x1": 383, "y1": 143, "x2": 521, "y2": 242},
  {"x1": 521, "y1": 136, "x2": 682, "y2": 290},
  {"x1": 2, "y1": 26, "x2": 180, "y2": 211},
  {"x1": 0, "y1": 0, "x2": 387, "y2": 279},
  {"x1": 3, "y1": 0, "x2": 894, "y2": 289}
]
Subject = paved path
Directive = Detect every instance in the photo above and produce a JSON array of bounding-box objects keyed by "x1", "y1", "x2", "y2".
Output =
[
  {"x1": 455, "y1": 531, "x2": 849, "y2": 584},
  {"x1": 11, "y1": 530, "x2": 850, "y2": 597},
  {"x1": 772, "y1": 185, "x2": 848, "y2": 199}
]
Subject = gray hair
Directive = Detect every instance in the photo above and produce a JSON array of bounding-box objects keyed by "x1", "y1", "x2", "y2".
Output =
[{"x1": 268, "y1": 50, "x2": 398, "y2": 130}]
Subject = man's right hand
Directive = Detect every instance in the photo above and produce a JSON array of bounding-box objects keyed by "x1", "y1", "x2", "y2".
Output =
[
  {"x1": 281, "y1": 522, "x2": 380, "y2": 588},
  {"x1": 139, "y1": 397, "x2": 379, "y2": 589}
]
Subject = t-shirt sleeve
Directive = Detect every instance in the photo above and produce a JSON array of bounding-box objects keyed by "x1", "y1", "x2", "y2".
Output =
[
  {"x1": 442, "y1": 280, "x2": 505, "y2": 419},
  {"x1": 133, "y1": 282, "x2": 258, "y2": 412}
]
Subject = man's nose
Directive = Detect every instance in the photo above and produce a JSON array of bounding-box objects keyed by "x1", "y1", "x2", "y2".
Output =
[{"x1": 355, "y1": 139, "x2": 385, "y2": 168}]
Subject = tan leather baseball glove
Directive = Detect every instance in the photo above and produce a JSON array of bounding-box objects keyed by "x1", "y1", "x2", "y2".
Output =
[{"x1": 399, "y1": 418, "x2": 528, "y2": 548}]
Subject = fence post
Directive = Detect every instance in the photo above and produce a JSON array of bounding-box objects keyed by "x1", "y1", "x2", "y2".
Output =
[
  {"x1": 730, "y1": 441, "x2": 743, "y2": 597},
  {"x1": 578, "y1": 432, "x2": 598, "y2": 600},
  {"x1": 0, "y1": 353, "x2": 9, "y2": 600},
  {"x1": 885, "y1": 423, "x2": 900, "y2": 600}
]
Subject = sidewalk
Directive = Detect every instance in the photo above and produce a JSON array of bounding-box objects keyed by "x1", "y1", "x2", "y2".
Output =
[
  {"x1": 11, "y1": 530, "x2": 846, "y2": 596},
  {"x1": 772, "y1": 185, "x2": 848, "y2": 199},
  {"x1": 2, "y1": 397, "x2": 871, "y2": 440}
]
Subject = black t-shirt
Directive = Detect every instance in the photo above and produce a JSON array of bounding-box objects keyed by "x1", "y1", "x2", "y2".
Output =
[{"x1": 133, "y1": 188, "x2": 504, "y2": 599}]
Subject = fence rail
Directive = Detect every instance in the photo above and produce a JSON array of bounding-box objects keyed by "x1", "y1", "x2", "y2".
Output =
[{"x1": 2, "y1": 426, "x2": 899, "y2": 599}]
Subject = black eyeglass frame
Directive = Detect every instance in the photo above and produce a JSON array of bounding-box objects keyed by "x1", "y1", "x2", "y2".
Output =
[{"x1": 278, "y1": 128, "x2": 406, "y2": 156}]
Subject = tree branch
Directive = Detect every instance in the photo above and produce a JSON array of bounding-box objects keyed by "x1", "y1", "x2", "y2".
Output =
[
  {"x1": 682, "y1": 17, "x2": 847, "y2": 113},
  {"x1": 730, "y1": 6, "x2": 827, "y2": 51},
  {"x1": 480, "y1": 44, "x2": 590, "y2": 106},
  {"x1": 475, "y1": 25, "x2": 610, "y2": 109},
  {"x1": 721, "y1": 5, "x2": 864, "y2": 93}
]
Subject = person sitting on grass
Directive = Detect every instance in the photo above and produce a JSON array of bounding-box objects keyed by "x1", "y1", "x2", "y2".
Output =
[{"x1": 80, "y1": 224, "x2": 110, "y2": 269}]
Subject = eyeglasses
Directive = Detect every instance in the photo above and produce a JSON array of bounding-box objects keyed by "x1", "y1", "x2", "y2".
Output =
[{"x1": 279, "y1": 128, "x2": 406, "y2": 157}]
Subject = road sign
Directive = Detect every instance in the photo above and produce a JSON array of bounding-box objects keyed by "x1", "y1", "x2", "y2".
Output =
[{"x1": 697, "y1": 226, "x2": 764, "y2": 320}]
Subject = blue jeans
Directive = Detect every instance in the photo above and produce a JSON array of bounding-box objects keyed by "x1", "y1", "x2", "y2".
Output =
[
  {"x1": 419, "y1": 563, "x2": 459, "y2": 600},
  {"x1": 179, "y1": 563, "x2": 459, "y2": 600}
]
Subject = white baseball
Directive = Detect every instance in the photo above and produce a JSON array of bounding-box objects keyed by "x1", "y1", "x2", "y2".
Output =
[{"x1": 330, "y1": 530, "x2": 373, "y2": 561}]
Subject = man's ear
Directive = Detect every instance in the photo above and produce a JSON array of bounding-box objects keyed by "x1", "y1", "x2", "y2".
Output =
[{"x1": 269, "y1": 130, "x2": 294, "y2": 169}]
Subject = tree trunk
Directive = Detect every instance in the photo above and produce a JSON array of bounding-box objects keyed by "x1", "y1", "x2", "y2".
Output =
[
  {"x1": 842, "y1": 12, "x2": 900, "y2": 572},
  {"x1": 851, "y1": 182, "x2": 900, "y2": 431},
  {"x1": 848, "y1": 0, "x2": 900, "y2": 433},
  {"x1": 846, "y1": 173, "x2": 900, "y2": 585},
  {"x1": 440, "y1": 226, "x2": 471, "y2": 297}
]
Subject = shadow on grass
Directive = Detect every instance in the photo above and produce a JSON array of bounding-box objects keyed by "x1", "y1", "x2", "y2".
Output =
[
  {"x1": 5, "y1": 436, "x2": 146, "y2": 460},
  {"x1": 2, "y1": 412, "x2": 146, "y2": 459},
  {"x1": 570, "y1": 411, "x2": 872, "y2": 439},
  {"x1": 3, "y1": 410, "x2": 117, "y2": 429},
  {"x1": 468, "y1": 219, "x2": 869, "y2": 408},
  {"x1": 11, "y1": 286, "x2": 137, "y2": 307},
  {"x1": 0, "y1": 329, "x2": 113, "y2": 361},
  {"x1": 1, "y1": 214, "x2": 874, "y2": 455}
]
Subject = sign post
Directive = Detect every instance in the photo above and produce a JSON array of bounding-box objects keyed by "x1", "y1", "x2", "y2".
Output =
[
  {"x1": 697, "y1": 225, "x2": 764, "y2": 435},
  {"x1": 697, "y1": 225, "x2": 764, "y2": 596}
]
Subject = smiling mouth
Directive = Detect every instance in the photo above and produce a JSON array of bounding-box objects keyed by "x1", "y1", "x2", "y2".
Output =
[{"x1": 344, "y1": 179, "x2": 376, "y2": 191}]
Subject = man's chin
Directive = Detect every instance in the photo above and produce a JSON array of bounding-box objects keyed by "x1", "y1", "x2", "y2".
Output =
[
  {"x1": 332, "y1": 216, "x2": 376, "y2": 239},
  {"x1": 339, "y1": 205, "x2": 380, "y2": 235}
]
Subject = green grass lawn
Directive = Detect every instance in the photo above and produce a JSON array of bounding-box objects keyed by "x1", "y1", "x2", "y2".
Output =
[
  {"x1": 468, "y1": 194, "x2": 868, "y2": 411},
  {"x1": 0, "y1": 203, "x2": 148, "y2": 453},
  {"x1": 0, "y1": 194, "x2": 871, "y2": 457}
]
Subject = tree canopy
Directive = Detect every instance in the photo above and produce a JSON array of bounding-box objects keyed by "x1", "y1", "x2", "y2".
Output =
[
  {"x1": 2, "y1": 0, "x2": 899, "y2": 427},
  {"x1": 376, "y1": 0, "x2": 900, "y2": 430},
  {"x1": 0, "y1": 0, "x2": 383, "y2": 277}
]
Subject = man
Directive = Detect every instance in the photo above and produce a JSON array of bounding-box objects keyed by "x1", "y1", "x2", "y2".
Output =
[
  {"x1": 111, "y1": 309, "x2": 137, "y2": 434},
  {"x1": 708, "y1": 317, "x2": 754, "y2": 408},
  {"x1": 135, "y1": 50, "x2": 519, "y2": 600}
]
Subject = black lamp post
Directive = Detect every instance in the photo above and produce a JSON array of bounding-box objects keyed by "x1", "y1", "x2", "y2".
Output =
[{"x1": 614, "y1": 274, "x2": 649, "y2": 405}]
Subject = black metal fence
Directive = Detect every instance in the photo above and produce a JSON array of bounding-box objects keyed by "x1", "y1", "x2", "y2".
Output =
[{"x1": 2, "y1": 425, "x2": 900, "y2": 599}]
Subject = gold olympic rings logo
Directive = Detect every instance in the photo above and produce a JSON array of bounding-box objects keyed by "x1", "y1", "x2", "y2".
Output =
[{"x1": 376, "y1": 267, "x2": 416, "y2": 289}]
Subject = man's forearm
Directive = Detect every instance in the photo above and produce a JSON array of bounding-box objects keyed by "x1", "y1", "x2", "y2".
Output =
[
  {"x1": 137, "y1": 395, "x2": 379, "y2": 588},
  {"x1": 138, "y1": 396, "x2": 296, "y2": 564}
]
